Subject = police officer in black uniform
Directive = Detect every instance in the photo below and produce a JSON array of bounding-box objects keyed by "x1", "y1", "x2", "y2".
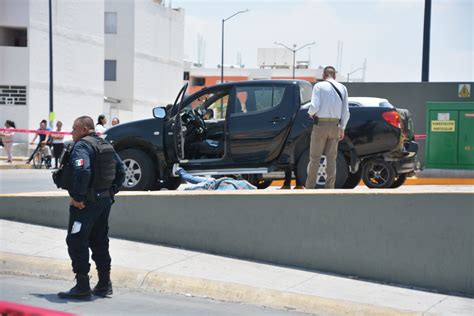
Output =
[{"x1": 56, "y1": 116, "x2": 125, "y2": 300}]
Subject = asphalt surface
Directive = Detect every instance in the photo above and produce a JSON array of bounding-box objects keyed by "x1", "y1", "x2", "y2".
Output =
[
  {"x1": 0, "y1": 169, "x2": 62, "y2": 193},
  {"x1": 0, "y1": 275, "x2": 313, "y2": 316},
  {"x1": 1, "y1": 169, "x2": 473, "y2": 194}
]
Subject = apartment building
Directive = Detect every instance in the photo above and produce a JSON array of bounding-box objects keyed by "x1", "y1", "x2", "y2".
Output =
[{"x1": 0, "y1": 0, "x2": 184, "y2": 144}]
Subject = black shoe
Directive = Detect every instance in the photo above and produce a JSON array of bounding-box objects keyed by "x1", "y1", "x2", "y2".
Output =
[
  {"x1": 92, "y1": 271, "x2": 113, "y2": 297},
  {"x1": 92, "y1": 280, "x2": 113, "y2": 297},
  {"x1": 58, "y1": 274, "x2": 91, "y2": 299}
]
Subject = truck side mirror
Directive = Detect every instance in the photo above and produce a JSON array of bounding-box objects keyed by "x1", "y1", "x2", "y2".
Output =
[{"x1": 153, "y1": 107, "x2": 166, "y2": 119}]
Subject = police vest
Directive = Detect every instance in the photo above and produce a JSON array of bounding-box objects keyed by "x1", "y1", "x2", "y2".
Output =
[
  {"x1": 52, "y1": 136, "x2": 116, "y2": 191},
  {"x1": 82, "y1": 136, "x2": 116, "y2": 190}
]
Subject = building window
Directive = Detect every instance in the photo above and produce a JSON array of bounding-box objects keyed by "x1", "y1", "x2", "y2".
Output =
[
  {"x1": 0, "y1": 85, "x2": 27, "y2": 105},
  {"x1": 105, "y1": 12, "x2": 117, "y2": 34},
  {"x1": 104, "y1": 60, "x2": 117, "y2": 81},
  {"x1": 192, "y1": 77, "x2": 205, "y2": 86},
  {"x1": 0, "y1": 27, "x2": 27, "y2": 47},
  {"x1": 183, "y1": 72, "x2": 190, "y2": 81}
]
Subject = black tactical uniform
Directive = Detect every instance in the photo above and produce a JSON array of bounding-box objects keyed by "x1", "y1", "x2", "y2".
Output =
[{"x1": 57, "y1": 133, "x2": 125, "y2": 299}]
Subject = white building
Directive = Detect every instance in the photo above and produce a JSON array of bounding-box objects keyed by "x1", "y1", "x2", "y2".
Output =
[
  {"x1": 0, "y1": 0, "x2": 184, "y2": 146},
  {"x1": 0, "y1": 0, "x2": 105, "y2": 144},
  {"x1": 104, "y1": 0, "x2": 184, "y2": 122}
]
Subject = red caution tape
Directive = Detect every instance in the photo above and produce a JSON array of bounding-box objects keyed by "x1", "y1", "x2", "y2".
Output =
[
  {"x1": 0, "y1": 300, "x2": 75, "y2": 316},
  {"x1": 0, "y1": 128, "x2": 72, "y2": 135}
]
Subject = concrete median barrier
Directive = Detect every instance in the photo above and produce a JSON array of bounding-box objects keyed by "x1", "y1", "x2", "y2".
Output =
[{"x1": 0, "y1": 189, "x2": 473, "y2": 296}]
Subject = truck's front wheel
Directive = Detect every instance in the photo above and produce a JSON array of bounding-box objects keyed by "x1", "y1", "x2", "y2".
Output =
[{"x1": 119, "y1": 148, "x2": 155, "y2": 191}]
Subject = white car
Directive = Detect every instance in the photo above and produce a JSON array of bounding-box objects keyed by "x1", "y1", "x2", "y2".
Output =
[{"x1": 348, "y1": 97, "x2": 394, "y2": 108}]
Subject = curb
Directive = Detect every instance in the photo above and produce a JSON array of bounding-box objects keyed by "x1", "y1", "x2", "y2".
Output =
[
  {"x1": 0, "y1": 252, "x2": 421, "y2": 316},
  {"x1": 271, "y1": 178, "x2": 474, "y2": 187},
  {"x1": 0, "y1": 164, "x2": 32, "y2": 170}
]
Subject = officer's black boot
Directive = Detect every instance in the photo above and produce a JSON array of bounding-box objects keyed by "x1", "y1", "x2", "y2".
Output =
[
  {"x1": 58, "y1": 274, "x2": 91, "y2": 299},
  {"x1": 92, "y1": 271, "x2": 113, "y2": 297}
]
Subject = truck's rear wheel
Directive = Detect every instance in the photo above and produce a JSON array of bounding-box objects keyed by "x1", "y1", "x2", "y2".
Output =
[
  {"x1": 296, "y1": 150, "x2": 349, "y2": 188},
  {"x1": 342, "y1": 170, "x2": 362, "y2": 189},
  {"x1": 361, "y1": 159, "x2": 396, "y2": 189},
  {"x1": 119, "y1": 148, "x2": 155, "y2": 191},
  {"x1": 391, "y1": 173, "x2": 407, "y2": 188}
]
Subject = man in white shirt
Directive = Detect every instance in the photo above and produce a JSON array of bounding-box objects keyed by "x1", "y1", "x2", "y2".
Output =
[{"x1": 306, "y1": 66, "x2": 350, "y2": 189}]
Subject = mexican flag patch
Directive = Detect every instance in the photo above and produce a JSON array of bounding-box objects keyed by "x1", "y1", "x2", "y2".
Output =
[{"x1": 74, "y1": 159, "x2": 84, "y2": 167}]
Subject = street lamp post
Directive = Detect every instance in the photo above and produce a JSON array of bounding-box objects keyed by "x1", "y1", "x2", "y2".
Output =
[
  {"x1": 220, "y1": 9, "x2": 248, "y2": 118},
  {"x1": 48, "y1": 0, "x2": 54, "y2": 128},
  {"x1": 221, "y1": 9, "x2": 249, "y2": 84},
  {"x1": 274, "y1": 42, "x2": 315, "y2": 79},
  {"x1": 347, "y1": 67, "x2": 364, "y2": 82}
]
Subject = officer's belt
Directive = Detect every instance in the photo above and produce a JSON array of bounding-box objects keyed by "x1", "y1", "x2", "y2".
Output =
[
  {"x1": 86, "y1": 188, "x2": 112, "y2": 201},
  {"x1": 318, "y1": 118, "x2": 340, "y2": 122}
]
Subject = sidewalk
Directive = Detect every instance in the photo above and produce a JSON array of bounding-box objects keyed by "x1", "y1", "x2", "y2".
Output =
[
  {"x1": 1, "y1": 220, "x2": 472, "y2": 315},
  {"x1": 0, "y1": 156, "x2": 32, "y2": 170}
]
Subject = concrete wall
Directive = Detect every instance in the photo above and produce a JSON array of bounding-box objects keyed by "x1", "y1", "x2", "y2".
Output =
[
  {"x1": 104, "y1": 0, "x2": 185, "y2": 123},
  {"x1": 28, "y1": 0, "x2": 105, "y2": 136},
  {"x1": 104, "y1": 0, "x2": 135, "y2": 113},
  {"x1": 1, "y1": 191, "x2": 472, "y2": 296},
  {"x1": 132, "y1": 2, "x2": 184, "y2": 121},
  {"x1": 0, "y1": 0, "x2": 29, "y2": 27},
  {"x1": 1, "y1": 0, "x2": 185, "y2": 140},
  {"x1": 345, "y1": 82, "x2": 474, "y2": 165},
  {"x1": 0, "y1": 0, "x2": 29, "y2": 143}
]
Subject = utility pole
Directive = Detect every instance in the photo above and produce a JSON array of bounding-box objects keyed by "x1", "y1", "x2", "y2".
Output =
[
  {"x1": 221, "y1": 9, "x2": 249, "y2": 84},
  {"x1": 274, "y1": 41, "x2": 316, "y2": 79},
  {"x1": 48, "y1": 0, "x2": 54, "y2": 128},
  {"x1": 422, "y1": 0, "x2": 431, "y2": 82}
]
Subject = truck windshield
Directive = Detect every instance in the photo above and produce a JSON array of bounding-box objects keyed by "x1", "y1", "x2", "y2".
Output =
[{"x1": 299, "y1": 82, "x2": 312, "y2": 105}]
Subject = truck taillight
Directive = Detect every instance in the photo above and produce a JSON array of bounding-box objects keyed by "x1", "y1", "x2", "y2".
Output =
[{"x1": 382, "y1": 111, "x2": 401, "y2": 128}]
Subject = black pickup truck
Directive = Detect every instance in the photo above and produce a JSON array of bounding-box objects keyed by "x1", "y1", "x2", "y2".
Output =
[{"x1": 105, "y1": 80, "x2": 418, "y2": 190}]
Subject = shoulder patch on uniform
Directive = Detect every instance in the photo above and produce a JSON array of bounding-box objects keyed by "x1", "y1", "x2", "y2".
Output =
[{"x1": 74, "y1": 159, "x2": 84, "y2": 167}]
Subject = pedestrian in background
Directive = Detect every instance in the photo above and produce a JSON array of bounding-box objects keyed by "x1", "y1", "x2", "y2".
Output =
[
  {"x1": 0, "y1": 120, "x2": 16, "y2": 163},
  {"x1": 281, "y1": 169, "x2": 304, "y2": 190},
  {"x1": 57, "y1": 116, "x2": 125, "y2": 300},
  {"x1": 111, "y1": 117, "x2": 120, "y2": 126},
  {"x1": 27, "y1": 119, "x2": 50, "y2": 164},
  {"x1": 51, "y1": 120, "x2": 65, "y2": 169},
  {"x1": 306, "y1": 66, "x2": 350, "y2": 189},
  {"x1": 95, "y1": 114, "x2": 107, "y2": 134}
]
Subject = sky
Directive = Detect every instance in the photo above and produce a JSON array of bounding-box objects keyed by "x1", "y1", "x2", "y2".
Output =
[{"x1": 171, "y1": 0, "x2": 473, "y2": 82}]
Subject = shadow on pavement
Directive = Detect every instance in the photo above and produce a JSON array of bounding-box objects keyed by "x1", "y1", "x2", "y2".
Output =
[{"x1": 30, "y1": 293, "x2": 99, "y2": 303}]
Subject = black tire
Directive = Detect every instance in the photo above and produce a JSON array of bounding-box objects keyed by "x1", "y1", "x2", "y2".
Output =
[
  {"x1": 361, "y1": 159, "x2": 396, "y2": 189},
  {"x1": 252, "y1": 179, "x2": 273, "y2": 190},
  {"x1": 32, "y1": 153, "x2": 43, "y2": 169},
  {"x1": 391, "y1": 173, "x2": 407, "y2": 188},
  {"x1": 342, "y1": 170, "x2": 362, "y2": 189},
  {"x1": 296, "y1": 150, "x2": 349, "y2": 188},
  {"x1": 119, "y1": 148, "x2": 155, "y2": 191}
]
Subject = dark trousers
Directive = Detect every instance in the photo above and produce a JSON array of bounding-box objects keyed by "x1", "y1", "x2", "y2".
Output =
[
  {"x1": 52, "y1": 143, "x2": 64, "y2": 168},
  {"x1": 66, "y1": 197, "x2": 113, "y2": 275},
  {"x1": 283, "y1": 169, "x2": 303, "y2": 187},
  {"x1": 27, "y1": 143, "x2": 42, "y2": 163}
]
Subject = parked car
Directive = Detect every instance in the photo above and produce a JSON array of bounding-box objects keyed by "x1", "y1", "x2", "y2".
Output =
[{"x1": 105, "y1": 80, "x2": 418, "y2": 190}]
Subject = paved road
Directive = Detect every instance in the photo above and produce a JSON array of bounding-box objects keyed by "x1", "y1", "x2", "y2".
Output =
[
  {"x1": 0, "y1": 275, "x2": 312, "y2": 316},
  {"x1": 0, "y1": 169, "x2": 61, "y2": 193},
  {"x1": 1, "y1": 169, "x2": 472, "y2": 194}
]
